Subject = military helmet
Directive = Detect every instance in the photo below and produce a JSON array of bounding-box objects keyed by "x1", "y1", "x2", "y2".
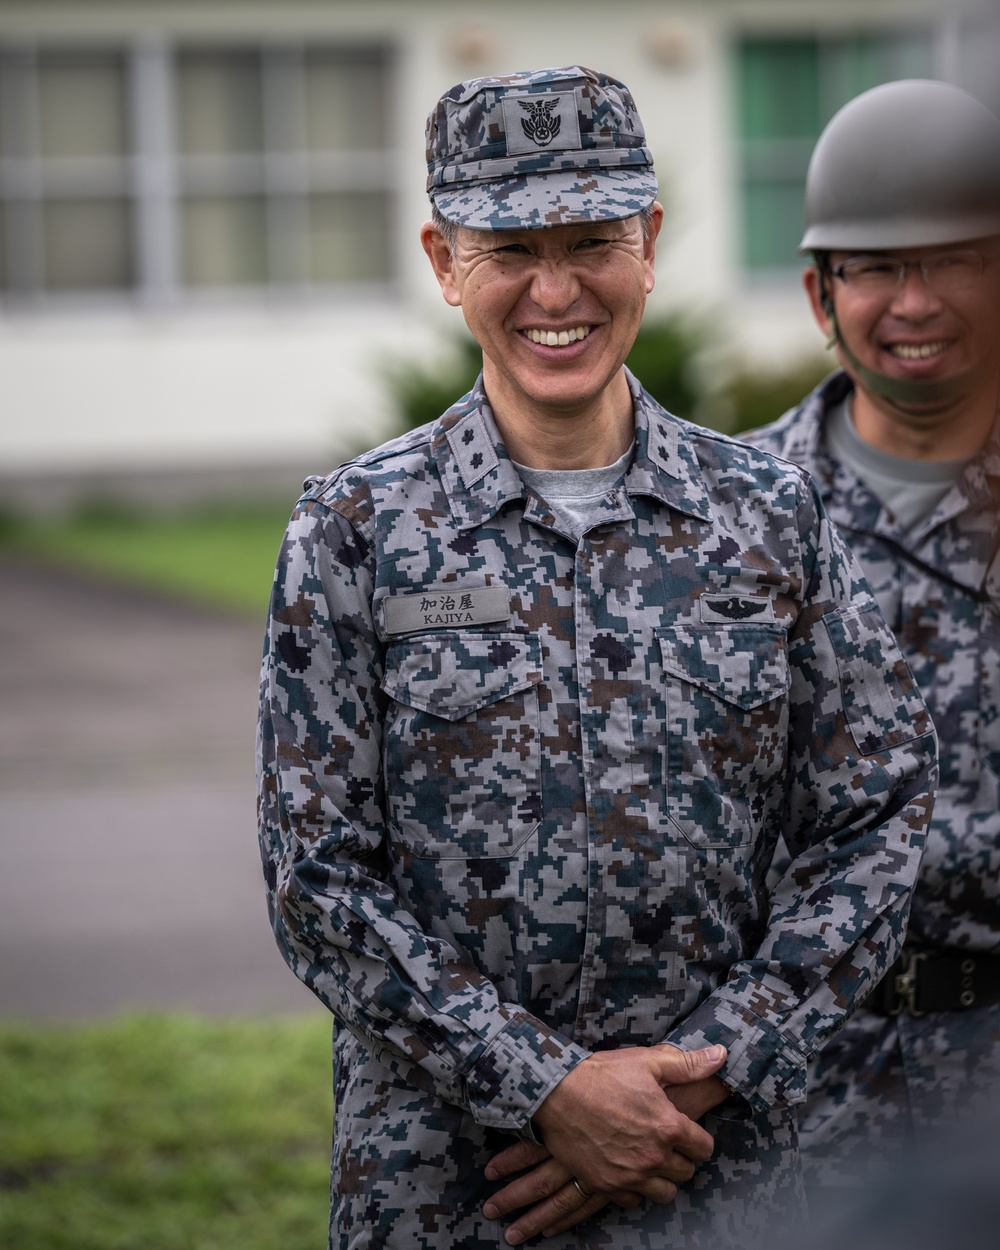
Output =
[{"x1": 801, "y1": 79, "x2": 1000, "y2": 252}]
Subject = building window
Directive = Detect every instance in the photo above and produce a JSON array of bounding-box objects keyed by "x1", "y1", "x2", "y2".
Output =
[
  {"x1": 737, "y1": 32, "x2": 934, "y2": 274},
  {"x1": 0, "y1": 41, "x2": 395, "y2": 302},
  {"x1": 0, "y1": 48, "x2": 134, "y2": 294}
]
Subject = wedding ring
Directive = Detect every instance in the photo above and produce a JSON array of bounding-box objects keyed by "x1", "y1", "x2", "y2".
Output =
[{"x1": 571, "y1": 1178, "x2": 591, "y2": 1199}]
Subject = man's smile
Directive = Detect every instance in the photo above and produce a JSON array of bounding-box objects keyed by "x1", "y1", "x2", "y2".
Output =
[
  {"x1": 884, "y1": 339, "x2": 954, "y2": 362},
  {"x1": 520, "y1": 325, "x2": 594, "y2": 347}
]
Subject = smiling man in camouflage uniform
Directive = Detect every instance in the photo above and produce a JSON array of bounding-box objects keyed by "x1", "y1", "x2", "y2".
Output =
[
  {"x1": 257, "y1": 67, "x2": 935, "y2": 1249},
  {"x1": 744, "y1": 80, "x2": 1000, "y2": 1207}
]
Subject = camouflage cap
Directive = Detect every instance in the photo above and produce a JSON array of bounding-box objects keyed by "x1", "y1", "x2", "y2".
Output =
[{"x1": 426, "y1": 65, "x2": 657, "y2": 230}]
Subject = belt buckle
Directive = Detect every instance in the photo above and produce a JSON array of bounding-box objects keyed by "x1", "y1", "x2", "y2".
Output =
[{"x1": 891, "y1": 950, "x2": 928, "y2": 1017}]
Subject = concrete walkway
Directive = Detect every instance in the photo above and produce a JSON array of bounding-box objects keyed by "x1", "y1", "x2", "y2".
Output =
[{"x1": 0, "y1": 557, "x2": 318, "y2": 1019}]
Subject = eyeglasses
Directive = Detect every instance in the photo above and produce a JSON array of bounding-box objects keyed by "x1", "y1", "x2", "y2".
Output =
[{"x1": 830, "y1": 250, "x2": 995, "y2": 294}]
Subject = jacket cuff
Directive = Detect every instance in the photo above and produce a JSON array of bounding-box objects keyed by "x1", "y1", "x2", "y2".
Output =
[
  {"x1": 662, "y1": 984, "x2": 809, "y2": 1114},
  {"x1": 465, "y1": 1009, "x2": 590, "y2": 1133}
]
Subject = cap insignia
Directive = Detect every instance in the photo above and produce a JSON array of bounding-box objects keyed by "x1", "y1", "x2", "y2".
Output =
[
  {"x1": 519, "y1": 98, "x2": 561, "y2": 147},
  {"x1": 501, "y1": 91, "x2": 580, "y2": 156}
]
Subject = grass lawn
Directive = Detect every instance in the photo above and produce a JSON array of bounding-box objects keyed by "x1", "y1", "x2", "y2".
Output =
[
  {"x1": 0, "y1": 1013, "x2": 333, "y2": 1250},
  {"x1": 0, "y1": 505, "x2": 293, "y2": 616}
]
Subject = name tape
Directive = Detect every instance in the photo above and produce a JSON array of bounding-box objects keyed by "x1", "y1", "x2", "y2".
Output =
[{"x1": 384, "y1": 586, "x2": 511, "y2": 635}]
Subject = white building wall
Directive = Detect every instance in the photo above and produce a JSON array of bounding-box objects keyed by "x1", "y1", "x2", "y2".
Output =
[{"x1": 0, "y1": 0, "x2": 963, "y2": 495}]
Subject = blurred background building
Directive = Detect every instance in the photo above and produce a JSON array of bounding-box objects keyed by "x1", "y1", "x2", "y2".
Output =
[{"x1": 0, "y1": 0, "x2": 996, "y2": 513}]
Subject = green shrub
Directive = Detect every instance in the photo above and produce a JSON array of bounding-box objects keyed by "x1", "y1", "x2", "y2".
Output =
[
  {"x1": 387, "y1": 336, "x2": 483, "y2": 434},
  {"x1": 623, "y1": 315, "x2": 705, "y2": 421},
  {"x1": 724, "y1": 354, "x2": 834, "y2": 434}
]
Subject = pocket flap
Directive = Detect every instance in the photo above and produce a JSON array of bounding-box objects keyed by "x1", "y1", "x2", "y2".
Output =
[
  {"x1": 657, "y1": 624, "x2": 790, "y2": 711},
  {"x1": 382, "y1": 632, "x2": 542, "y2": 721}
]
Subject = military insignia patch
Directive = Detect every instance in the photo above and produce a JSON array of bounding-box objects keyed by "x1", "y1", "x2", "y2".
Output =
[
  {"x1": 501, "y1": 91, "x2": 581, "y2": 156},
  {"x1": 699, "y1": 594, "x2": 775, "y2": 624},
  {"x1": 382, "y1": 586, "x2": 511, "y2": 635},
  {"x1": 519, "y1": 98, "x2": 561, "y2": 146}
]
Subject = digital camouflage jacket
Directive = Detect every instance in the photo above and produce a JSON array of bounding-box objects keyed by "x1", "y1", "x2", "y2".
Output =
[
  {"x1": 257, "y1": 372, "x2": 935, "y2": 1247},
  {"x1": 745, "y1": 371, "x2": 1000, "y2": 1187}
]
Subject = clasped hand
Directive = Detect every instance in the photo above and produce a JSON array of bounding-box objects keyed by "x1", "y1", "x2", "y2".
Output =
[{"x1": 481, "y1": 1043, "x2": 728, "y2": 1245}]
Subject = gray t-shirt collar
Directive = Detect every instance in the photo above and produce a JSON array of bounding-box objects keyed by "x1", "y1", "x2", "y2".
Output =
[
  {"x1": 513, "y1": 445, "x2": 633, "y2": 540},
  {"x1": 824, "y1": 397, "x2": 973, "y2": 532}
]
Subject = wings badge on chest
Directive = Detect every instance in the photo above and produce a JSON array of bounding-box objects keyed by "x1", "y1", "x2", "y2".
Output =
[{"x1": 699, "y1": 595, "x2": 775, "y2": 624}]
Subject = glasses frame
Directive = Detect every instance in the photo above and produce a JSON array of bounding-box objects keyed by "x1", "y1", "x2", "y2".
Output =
[{"x1": 830, "y1": 250, "x2": 996, "y2": 293}]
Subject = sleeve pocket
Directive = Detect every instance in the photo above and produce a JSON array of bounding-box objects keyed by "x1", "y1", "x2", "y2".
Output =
[{"x1": 824, "y1": 604, "x2": 932, "y2": 756}]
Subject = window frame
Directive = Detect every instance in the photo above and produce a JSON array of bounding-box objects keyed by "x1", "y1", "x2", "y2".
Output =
[
  {"x1": 0, "y1": 37, "x2": 400, "y2": 308},
  {"x1": 734, "y1": 25, "x2": 940, "y2": 285}
]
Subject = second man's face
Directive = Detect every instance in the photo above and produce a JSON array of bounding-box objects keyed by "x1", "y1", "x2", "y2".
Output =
[
  {"x1": 808, "y1": 240, "x2": 1000, "y2": 411},
  {"x1": 423, "y1": 207, "x2": 662, "y2": 422}
]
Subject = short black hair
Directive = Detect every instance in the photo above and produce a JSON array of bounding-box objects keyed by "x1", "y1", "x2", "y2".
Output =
[{"x1": 811, "y1": 249, "x2": 835, "y2": 315}]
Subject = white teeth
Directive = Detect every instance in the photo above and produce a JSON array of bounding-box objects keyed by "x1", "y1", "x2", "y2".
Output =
[
  {"x1": 525, "y1": 325, "x2": 591, "y2": 345},
  {"x1": 890, "y1": 341, "x2": 949, "y2": 360}
]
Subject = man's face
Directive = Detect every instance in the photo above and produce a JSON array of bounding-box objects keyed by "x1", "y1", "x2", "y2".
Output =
[
  {"x1": 422, "y1": 207, "x2": 662, "y2": 419},
  {"x1": 805, "y1": 240, "x2": 1000, "y2": 416}
]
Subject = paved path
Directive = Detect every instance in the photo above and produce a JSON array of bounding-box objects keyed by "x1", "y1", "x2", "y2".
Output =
[{"x1": 0, "y1": 557, "x2": 318, "y2": 1019}]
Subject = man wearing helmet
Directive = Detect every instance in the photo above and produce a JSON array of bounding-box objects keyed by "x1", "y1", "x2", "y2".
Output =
[{"x1": 746, "y1": 79, "x2": 1000, "y2": 1201}]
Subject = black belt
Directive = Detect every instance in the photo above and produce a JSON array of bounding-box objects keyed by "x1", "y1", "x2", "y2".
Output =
[{"x1": 867, "y1": 948, "x2": 1000, "y2": 1016}]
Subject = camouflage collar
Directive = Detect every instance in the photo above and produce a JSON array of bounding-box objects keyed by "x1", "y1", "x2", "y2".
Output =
[
  {"x1": 434, "y1": 370, "x2": 712, "y2": 531},
  {"x1": 434, "y1": 377, "x2": 529, "y2": 531},
  {"x1": 621, "y1": 370, "x2": 713, "y2": 522},
  {"x1": 960, "y1": 414, "x2": 1000, "y2": 511},
  {"x1": 777, "y1": 370, "x2": 854, "y2": 495},
  {"x1": 789, "y1": 369, "x2": 1000, "y2": 540}
]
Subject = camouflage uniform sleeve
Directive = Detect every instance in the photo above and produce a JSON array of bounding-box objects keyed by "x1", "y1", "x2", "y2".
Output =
[
  {"x1": 256, "y1": 492, "x2": 589, "y2": 1134},
  {"x1": 663, "y1": 480, "x2": 936, "y2": 1114}
]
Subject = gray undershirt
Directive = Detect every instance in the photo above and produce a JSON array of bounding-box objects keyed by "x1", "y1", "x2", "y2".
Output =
[
  {"x1": 513, "y1": 446, "x2": 633, "y2": 540},
  {"x1": 824, "y1": 397, "x2": 973, "y2": 532}
]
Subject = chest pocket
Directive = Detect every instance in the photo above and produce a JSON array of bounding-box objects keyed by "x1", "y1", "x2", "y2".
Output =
[
  {"x1": 657, "y1": 624, "x2": 790, "y2": 849},
  {"x1": 381, "y1": 632, "x2": 542, "y2": 859}
]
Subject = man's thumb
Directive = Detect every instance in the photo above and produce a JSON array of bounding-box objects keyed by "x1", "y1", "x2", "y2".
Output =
[{"x1": 652, "y1": 1043, "x2": 727, "y2": 1086}]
